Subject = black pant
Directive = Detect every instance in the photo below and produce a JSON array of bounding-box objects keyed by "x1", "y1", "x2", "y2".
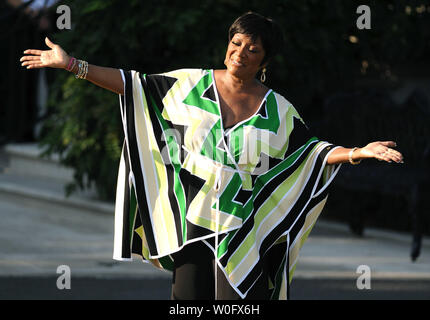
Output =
[{"x1": 171, "y1": 240, "x2": 270, "y2": 300}]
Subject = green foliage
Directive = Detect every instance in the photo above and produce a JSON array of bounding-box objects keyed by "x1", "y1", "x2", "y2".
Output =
[{"x1": 40, "y1": 0, "x2": 430, "y2": 201}]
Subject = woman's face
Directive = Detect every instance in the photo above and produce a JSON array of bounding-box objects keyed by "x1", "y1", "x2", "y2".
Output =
[{"x1": 224, "y1": 33, "x2": 266, "y2": 80}]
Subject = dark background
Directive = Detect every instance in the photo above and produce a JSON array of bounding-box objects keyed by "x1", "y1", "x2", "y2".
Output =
[{"x1": 2, "y1": 0, "x2": 429, "y2": 238}]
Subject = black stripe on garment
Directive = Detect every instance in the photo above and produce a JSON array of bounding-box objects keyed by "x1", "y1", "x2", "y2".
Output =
[
  {"x1": 122, "y1": 70, "x2": 158, "y2": 256},
  {"x1": 131, "y1": 210, "x2": 143, "y2": 258},
  {"x1": 237, "y1": 192, "x2": 323, "y2": 295},
  {"x1": 251, "y1": 140, "x2": 318, "y2": 217},
  {"x1": 179, "y1": 168, "x2": 205, "y2": 213},
  {"x1": 282, "y1": 117, "x2": 315, "y2": 159},
  {"x1": 266, "y1": 241, "x2": 287, "y2": 299},
  {"x1": 236, "y1": 159, "x2": 321, "y2": 294},
  {"x1": 257, "y1": 145, "x2": 330, "y2": 256},
  {"x1": 288, "y1": 144, "x2": 335, "y2": 244},
  {"x1": 120, "y1": 140, "x2": 132, "y2": 258},
  {"x1": 145, "y1": 74, "x2": 178, "y2": 104},
  {"x1": 178, "y1": 168, "x2": 214, "y2": 240},
  {"x1": 141, "y1": 74, "x2": 184, "y2": 247},
  {"x1": 237, "y1": 145, "x2": 334, "y2": 294},
  {"x1": 144, "y1": 73, "x2": 188, "y2": 163},
  {"x1": 219, "y1": 139, "x2": 318, "y2": 265},
  {"x1": 287, "y1": 181, "x2": 330, "y2": 254}
]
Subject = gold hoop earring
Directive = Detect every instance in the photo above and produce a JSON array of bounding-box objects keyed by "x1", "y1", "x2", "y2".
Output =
[{"x1": 260, "y1": 67, "x2": 266, "y2": 83}]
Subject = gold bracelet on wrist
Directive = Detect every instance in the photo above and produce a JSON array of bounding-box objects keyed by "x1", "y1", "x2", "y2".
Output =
[
  {"x1": 349, "y1": 147, "x2": 362, "y2": 165},
  {"x1": 75, "y1": 60, "x2": 82, "y2": 79},
  {"x1": 75, "y1": 59, "x2": 88, "y2": 79}
]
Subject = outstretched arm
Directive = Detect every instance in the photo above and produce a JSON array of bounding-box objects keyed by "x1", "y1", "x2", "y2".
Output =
[
  {"x1": 20, "y1": 37, "x2": 124, "y2": 95},
  {"x1": 327, "y1": 141, "x2": 404, "y2": 165}
]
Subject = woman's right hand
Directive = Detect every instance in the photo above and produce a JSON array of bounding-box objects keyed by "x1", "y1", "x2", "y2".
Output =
[{"x1": 20, "y1": 37, "x2": 70, "y2": 70}]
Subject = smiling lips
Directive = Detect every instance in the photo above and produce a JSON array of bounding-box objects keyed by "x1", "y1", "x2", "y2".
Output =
[{"x1": 231, "y1": 59, "x2": 245, "y2": 67}]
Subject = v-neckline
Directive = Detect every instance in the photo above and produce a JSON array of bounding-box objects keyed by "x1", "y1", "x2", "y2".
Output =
[{"x1": 211, "y1": 69, "x2": 272, "y2": 134}]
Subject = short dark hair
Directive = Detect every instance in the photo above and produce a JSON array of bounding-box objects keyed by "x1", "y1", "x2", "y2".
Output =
[{"x1": 228, "y1": 12, "x2": 284, "y2": 66}]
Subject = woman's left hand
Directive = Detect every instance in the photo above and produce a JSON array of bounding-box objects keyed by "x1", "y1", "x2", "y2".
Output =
[{"x1": 359, "y1": 141, "x2": 404, "y2": 163}]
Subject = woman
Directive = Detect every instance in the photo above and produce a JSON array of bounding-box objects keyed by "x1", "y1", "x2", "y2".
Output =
[{"x1": 21, "y1": 12, "x2": 403, "y2": 300}]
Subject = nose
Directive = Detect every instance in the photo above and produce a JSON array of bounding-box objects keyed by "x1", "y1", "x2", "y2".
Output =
[{"x1": 237, "y1": 45, "x2": 247, "y2": 58}]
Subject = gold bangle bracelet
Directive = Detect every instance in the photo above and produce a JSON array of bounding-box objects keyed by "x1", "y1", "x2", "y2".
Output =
[
  {"x1": 75, "y1": 60, "x2": 83, "y2": 79},
  {"x1": 75, "y1": 60, "x2": 88, "y2": 79},
  {"x1": 83, "y1": 61, "x2": 88, "y2": 79},
  {"x1": 349, "y1": 147, "x2": 362, "y2": 165}
]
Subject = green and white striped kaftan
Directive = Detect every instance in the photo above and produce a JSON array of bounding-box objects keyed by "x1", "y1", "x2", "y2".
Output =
[{"x1": 113, "y1": 68, "x2": 341, "y2": 300}]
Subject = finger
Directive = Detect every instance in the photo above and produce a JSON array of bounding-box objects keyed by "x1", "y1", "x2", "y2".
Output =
[
  {"x1": 25, "y1": 60, "x2": 45, "y2": 68},
  {"x1": 375, "y1": 149, "x2": 392, "y2": 162},
  {"x1": 380, "y1": 141, "x2": 397, "y2": 148},
  {"x1": 387, "y1": 152, "x2": 402, "y2": 162},
  {"x1": 386, "y1": 148, "x2": 401, "y2": 156},
  {"x1": 22, "y1": 61, "x2": 42, "y2": 68},
  {"x1": 386, "y1": 148, "x2": 404, "y2": 161},
  {"x1": 45, "y1": 37, "x2": 55, "y2": 49},
  {"x1": 27, "y1": 63, "x2": 45, "y2": 69},
  {"x1": 390, "y1": 155, "x2": 403, "y2": 163},
  {"x1": 376, "y1": 154, "x2": 391, "y2": 162},
  {"x1": 20, "y1": 55, "x2": 40, "y2": 62},
  {"x1": 378, "y1": 151, "x2": 404, "y2": 163},
  {"x1": 23, "y1": 49, "x2": 43, "y2": 55}
]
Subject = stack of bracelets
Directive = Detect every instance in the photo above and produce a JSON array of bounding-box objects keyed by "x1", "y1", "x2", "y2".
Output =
[{"x1": 66, "y1": 57, "x2": 89, "y2": 79}]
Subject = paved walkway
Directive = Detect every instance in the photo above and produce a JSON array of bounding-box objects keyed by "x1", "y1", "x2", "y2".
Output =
[
  {"x1": 0, "y1": 192, "x2": 166, "y2": 279},
  {"x1": 295, "y1": 220, "x2": 430, "y2": 280},
  {"x1": 1, "y1": 189, "x2": 429, "y2": 283}
]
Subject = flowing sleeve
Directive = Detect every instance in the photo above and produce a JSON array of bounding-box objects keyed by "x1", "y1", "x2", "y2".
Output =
[
  {"x1": 113, "y1": 68, "x2": 236, "y2": 271},
  {"x1": 264, "y1": 100, "x2": 343, "y2": 300},
  {"x1": 112, "y1": 69, "x2": 188, "y2": 271},
  {"x1": 216, "y1": 93, "x2": 342, "y2": 300}
]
